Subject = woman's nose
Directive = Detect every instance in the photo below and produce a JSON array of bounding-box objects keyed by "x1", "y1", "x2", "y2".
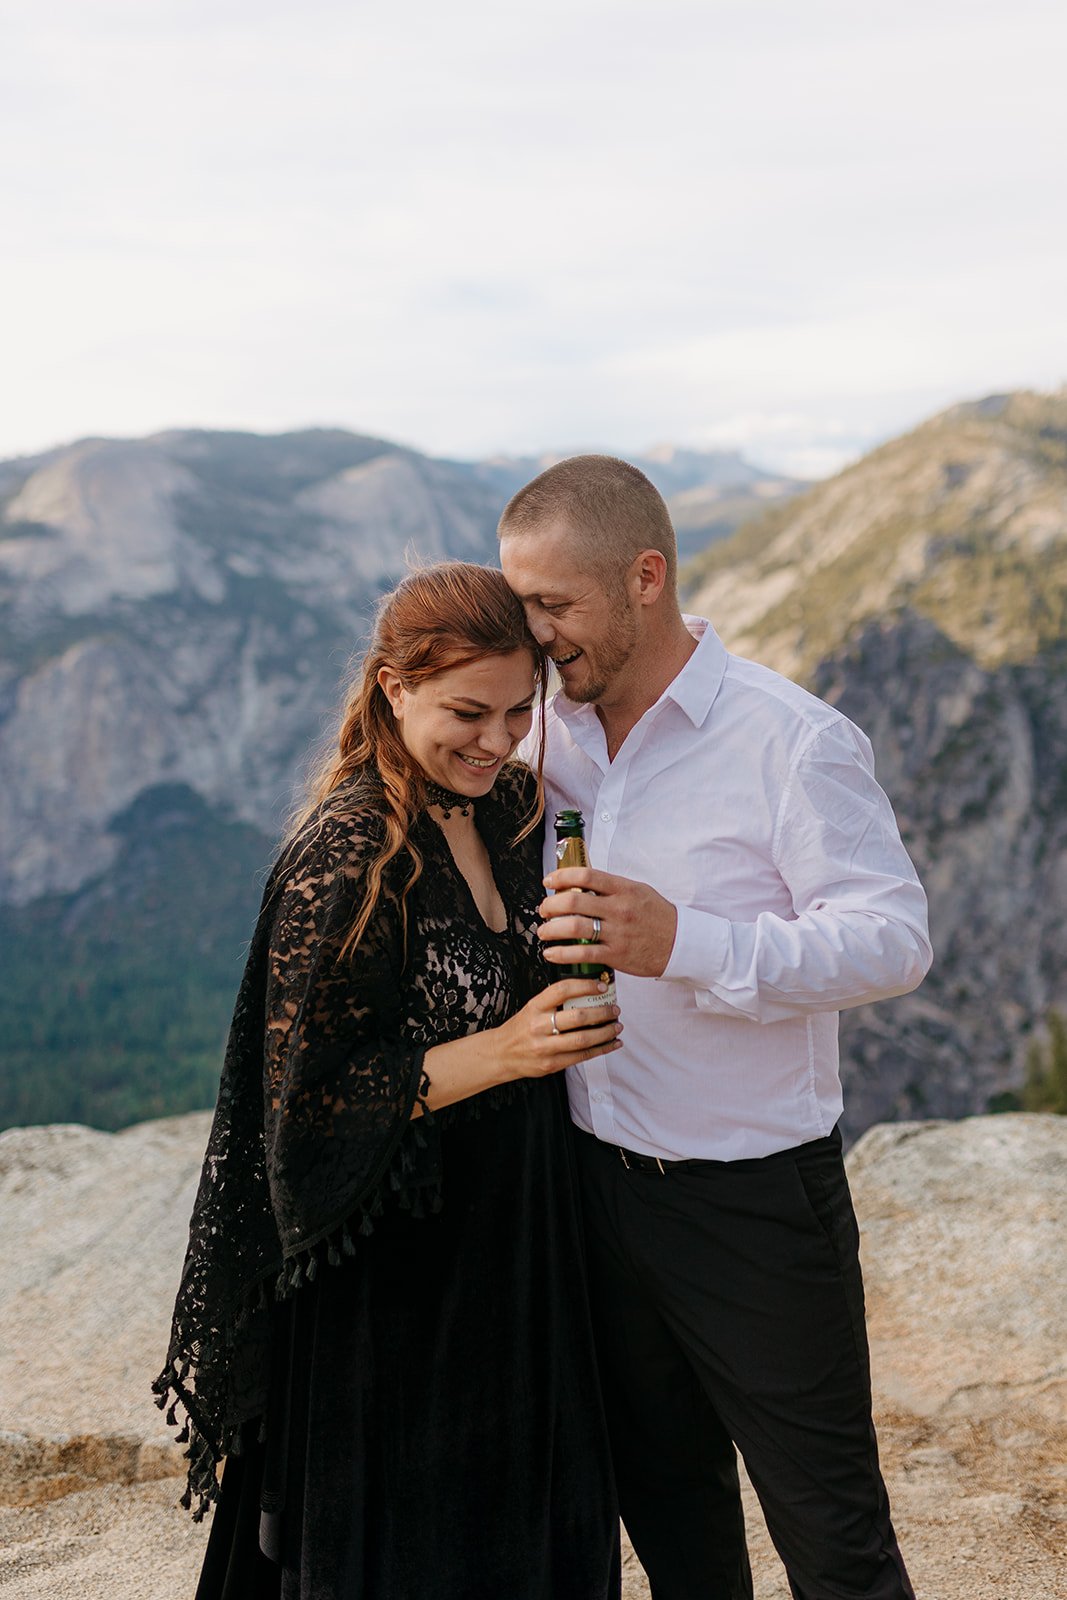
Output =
[{"x1": 480, "y1": 722, "x2": 514, "y2": 756}]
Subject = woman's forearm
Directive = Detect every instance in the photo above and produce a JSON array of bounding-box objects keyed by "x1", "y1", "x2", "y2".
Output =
[
  {"x1": 413, "y1": 979, "x2": 620, "y2": 1116},
  {"x1": 416, "y1": 1031, "x2": 514, "y2": 1115}
]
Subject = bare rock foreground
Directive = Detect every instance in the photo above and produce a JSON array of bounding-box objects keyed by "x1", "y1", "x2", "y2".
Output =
[{"x1": 1, "y1": 1112, "x2": 1064, "y2": 1598}]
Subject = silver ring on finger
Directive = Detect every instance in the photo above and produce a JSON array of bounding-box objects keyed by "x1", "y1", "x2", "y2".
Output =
[
  {"x1": 590, "y1": 915, "x2": 602, "y2": 942},
  {"x1": 550, "y1": 1010, "x2": 560, "y2": 1036}
]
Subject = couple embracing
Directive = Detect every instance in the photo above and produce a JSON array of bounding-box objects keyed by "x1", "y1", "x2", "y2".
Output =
[{"x1": 157, "y1": 455, "x2": 931, "y2": 1600}]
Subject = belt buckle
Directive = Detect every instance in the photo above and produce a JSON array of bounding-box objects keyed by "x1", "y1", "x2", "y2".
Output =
[{"x1": 618, "y1": 1146, "x2": 667, "y2": 1175}]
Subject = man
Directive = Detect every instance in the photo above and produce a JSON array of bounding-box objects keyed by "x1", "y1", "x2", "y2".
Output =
[{"x1": 499, "y1": 455, "x2": 931, "y2": 1600}]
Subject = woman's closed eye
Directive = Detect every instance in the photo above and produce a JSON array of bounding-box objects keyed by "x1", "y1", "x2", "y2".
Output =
[{"x1": 451, "y1": 702, "x2": 534, "y2": 723}]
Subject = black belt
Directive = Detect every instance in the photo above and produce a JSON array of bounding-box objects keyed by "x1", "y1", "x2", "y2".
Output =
[
  {"x1": 575, "y1": 1122, "x2": 843, "y2": 1175},
  {"x1": 575, "y1": 1125, "x2": 696, "y2": 1175},
  {"x1": 617, "y1": 1146, "x2": 690, "y2": 1175}
]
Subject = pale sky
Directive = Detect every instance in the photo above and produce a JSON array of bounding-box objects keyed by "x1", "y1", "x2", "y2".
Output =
[{"x1": 3, "y1": 0, "x2": 1066, "y2": 477}]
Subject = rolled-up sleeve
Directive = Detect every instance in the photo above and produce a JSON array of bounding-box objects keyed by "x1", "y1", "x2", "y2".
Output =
[{"x1": 661, "y1": 720, "x2": 932, "y2": 1024}]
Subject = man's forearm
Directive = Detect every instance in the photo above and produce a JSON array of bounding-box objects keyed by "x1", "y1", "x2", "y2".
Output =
[{"x1": 661, "y1": 893, "x2": 933, "y2": 1025}]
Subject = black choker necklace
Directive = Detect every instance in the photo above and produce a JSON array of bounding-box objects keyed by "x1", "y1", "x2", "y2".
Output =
[{"x1": 424, "y1": 780, "x2": 473, "y2": 819}]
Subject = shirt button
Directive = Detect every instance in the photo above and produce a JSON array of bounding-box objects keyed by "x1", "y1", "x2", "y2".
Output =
[
  {"x1": 592, "y1": 1091, "x2": 604, "y2": 1103},
  {"x1": 600, "y1": 810, "x2": 611, "y2": 822}
]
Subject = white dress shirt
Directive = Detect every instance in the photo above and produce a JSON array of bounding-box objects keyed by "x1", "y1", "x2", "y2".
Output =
[{"x1": 528, "y1": 617, "x2": 932, "y2": 1162}]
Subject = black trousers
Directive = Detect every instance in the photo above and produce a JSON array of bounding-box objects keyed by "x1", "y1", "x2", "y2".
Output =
[{"x1": 574, "y1": 1125, "x2": 915, "y2": 1600}]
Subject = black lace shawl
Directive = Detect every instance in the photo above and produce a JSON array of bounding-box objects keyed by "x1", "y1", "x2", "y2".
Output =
[{"x1": 152, "y1": 764, "x2": 544, "y2": 1518}]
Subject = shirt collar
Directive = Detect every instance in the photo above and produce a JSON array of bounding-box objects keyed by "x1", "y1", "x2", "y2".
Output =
[{"x1": 553, "y1": 614, "x2": 728, "y2": 732}]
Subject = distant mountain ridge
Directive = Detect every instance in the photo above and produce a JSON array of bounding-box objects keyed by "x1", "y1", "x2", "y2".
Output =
[
  {"x1": 0, "y1": 425, "x2": 791, "y2": 1130},
  {"x1": 0, "y1": 426, "x2": 787, "y2": 905},
  {"x1": 682, "y1": 390, "x2": 1067, "y2": 678},
  {"x1": 458, "y1": 443, "x2": 801, "y2": 561},
  {"x1": 0, "y1": 429, "x2": 491, "y2": 909},
  {"x1": 2, "y1": 398, "x2": 1064, "y2": 1137}
]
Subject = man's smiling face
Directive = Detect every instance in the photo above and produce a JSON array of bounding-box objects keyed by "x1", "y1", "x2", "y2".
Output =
[{"x1": 499, "y1": 521, "x2": 639, "y2": 705}]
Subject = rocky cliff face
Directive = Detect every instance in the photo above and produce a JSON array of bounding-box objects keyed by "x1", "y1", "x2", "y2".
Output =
[
  {"x1": 0, "y1": 430, "x2": 501, "y2": 906},
  {"x1": 681, "y1": 391, "x2": 1067, "y2": 1132},
  {"x1": 813, "y1": 612, "x2": 1067, "y2": 1134},
  {"x1": 0, "y1": 428, "x2": 787, "y2": 907}
]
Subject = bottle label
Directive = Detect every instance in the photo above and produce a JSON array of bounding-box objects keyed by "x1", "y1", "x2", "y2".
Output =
[{"x1": 561, "y1": 980, "x2": 617, "y2": 1012}]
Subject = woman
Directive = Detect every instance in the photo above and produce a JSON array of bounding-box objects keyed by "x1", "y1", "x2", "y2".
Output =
[{"x1": 154, "y1": 562, "x2": 622, "y2": 1600}]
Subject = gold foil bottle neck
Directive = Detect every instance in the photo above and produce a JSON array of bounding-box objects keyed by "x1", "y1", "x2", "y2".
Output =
[{"x1": 556, "y1": 836, "x2": 589, "y2": 871}]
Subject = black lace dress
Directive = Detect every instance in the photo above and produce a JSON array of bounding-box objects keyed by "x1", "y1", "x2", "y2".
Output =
[{"x1": 173, "y1": 766, "x2": 619, "y2": 1600}]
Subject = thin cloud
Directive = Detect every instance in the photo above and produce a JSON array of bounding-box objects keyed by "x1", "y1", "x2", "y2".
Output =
[{"x1": 2, "y1": 1, "x2": 1066, "y2": 468}]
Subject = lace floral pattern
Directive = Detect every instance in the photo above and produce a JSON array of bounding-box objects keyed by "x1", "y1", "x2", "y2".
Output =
[{"x1": 153, "y1": 764, "x2": 545, "y2": 1516}]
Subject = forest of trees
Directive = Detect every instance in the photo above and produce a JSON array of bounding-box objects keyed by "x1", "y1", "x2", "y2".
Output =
[{"x1": 0, "y1": 786, "x2": 269, "y2": 1131}]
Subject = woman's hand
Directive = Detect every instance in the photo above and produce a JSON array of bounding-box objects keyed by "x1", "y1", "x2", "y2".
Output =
[
  {"x1": 494, "y1": 979, "x2": 622, "y2": 1081},
  {"x1": 420, "y1": 979, "x2": 622, "y2": 1113}
]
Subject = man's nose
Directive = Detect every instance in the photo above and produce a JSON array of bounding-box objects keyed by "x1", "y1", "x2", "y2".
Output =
[{"x1": 526, "y1": 612, "x2": 555, "y2": 647}]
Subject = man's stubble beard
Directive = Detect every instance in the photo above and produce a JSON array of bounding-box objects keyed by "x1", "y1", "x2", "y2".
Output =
[{"x1": 568, "y1": 600, "x2": 639, "y2": 705}]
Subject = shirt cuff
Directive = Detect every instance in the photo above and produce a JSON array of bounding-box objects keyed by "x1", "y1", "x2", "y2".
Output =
[{"x1": 660, "y1": 902, "x2": 732, "y2": 990}]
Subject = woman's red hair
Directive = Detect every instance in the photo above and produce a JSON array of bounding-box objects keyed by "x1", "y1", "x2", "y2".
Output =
[{"x1": 288, "y1": 562, "x2": 546, "y2": 958}]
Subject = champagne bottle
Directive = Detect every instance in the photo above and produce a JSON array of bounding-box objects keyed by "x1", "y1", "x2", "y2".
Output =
[{"x1": 552, "y1": 809, "x2": 618, "y2": 1015}]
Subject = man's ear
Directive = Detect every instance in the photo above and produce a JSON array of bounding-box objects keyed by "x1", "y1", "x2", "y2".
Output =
[{"x1": 631, "y1": 549, "x2": 669, "y2": 606}]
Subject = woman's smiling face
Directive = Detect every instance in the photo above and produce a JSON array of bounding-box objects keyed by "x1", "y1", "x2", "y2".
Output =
[{"x1": 377, "y1": 649, "x2": 538, "y2": 797}]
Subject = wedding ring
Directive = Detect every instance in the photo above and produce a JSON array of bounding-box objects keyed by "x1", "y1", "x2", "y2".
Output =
[
  {"x1": 590, "y1": 915, "x2": 602, "y2": 942},
  {"x1": 551, "y1": 1011, "x2": 560, "y2": 1035}
]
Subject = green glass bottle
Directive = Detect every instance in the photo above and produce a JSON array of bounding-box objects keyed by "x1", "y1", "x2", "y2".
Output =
[{"x1": 552, "y1": 809, "x2": 618, "y2": 1015}]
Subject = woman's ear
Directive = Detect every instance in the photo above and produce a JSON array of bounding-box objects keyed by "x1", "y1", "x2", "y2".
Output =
[{"x1": 376, "y1": 666, "x2": 405, "y2": 716}]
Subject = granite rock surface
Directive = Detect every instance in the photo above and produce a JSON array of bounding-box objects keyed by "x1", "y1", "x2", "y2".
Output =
[{"x1": 1, "y1": 1110, "x2": 1064, "y2": 1596}]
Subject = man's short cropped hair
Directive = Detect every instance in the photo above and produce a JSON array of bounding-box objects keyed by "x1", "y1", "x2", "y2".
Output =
[{"x1": 498, "y1": 454, "x2": 678, "y2": 591}]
